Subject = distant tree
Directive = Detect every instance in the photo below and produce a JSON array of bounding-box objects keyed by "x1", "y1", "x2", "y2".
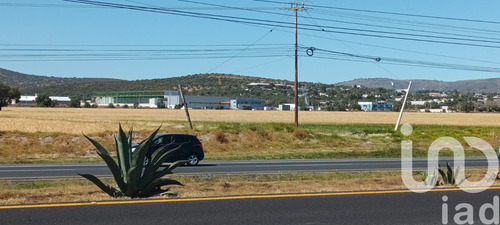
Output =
[
  {"x1": 84, "y1": 102, "x2": 92, "y2": 108},
  {"x1": 122, "y1": 104, "x2": 129, "y2": 109},
  {"x1": 348, "y1": 102, "x2": 361, "y2": 111},
  {"x1": 457, "y1": 92, "x2": 476, "y2": 113},
  {"x1": 393, "y1": 101, "x2": 403, "y2": 112},
  {"x1": 0, "y1": 82, "x2": 20, "y2": 111},
  {"x1": 157, "y1": 99, "x2": 166, "y2": 109},
  {"x1": 108, "y1": 103, "x2": 115, "y2": 108},
  {"x1": 133, "y1": 102, "x2": 139, "y2": 109},
  {"x1": 35, "y1": 94, "x2": 53, "y2": 107},
  {"x1": 69, "y1": 96, "x2": 81, "y2": 108}
]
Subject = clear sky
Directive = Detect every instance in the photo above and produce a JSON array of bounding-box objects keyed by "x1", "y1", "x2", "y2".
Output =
[{"x1": 1, "y1": 0, "x2": 500, "y2": 84}]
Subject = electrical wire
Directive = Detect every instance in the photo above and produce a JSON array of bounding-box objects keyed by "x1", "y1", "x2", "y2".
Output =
[{"x1": 62, "y1": 0, "x2": 500, "y2": 49}]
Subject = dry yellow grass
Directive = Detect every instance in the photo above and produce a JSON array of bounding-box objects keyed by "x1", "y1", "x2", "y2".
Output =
[{"x1": 2, "y1": 107, "x2": 500, "y2": 134}]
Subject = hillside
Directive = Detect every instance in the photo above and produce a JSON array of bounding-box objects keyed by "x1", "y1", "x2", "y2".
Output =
[
  {"x1": 0, "y1": 68, "x2": 304, "y2": 105},
  {"x1": 338, "y1": 78, "x2": 500, "y2": 92},
  {"x1": 2, "y1": 67, "x2": 500, "y2": 108},
  {"x1": 0, "y1": 67, "x2": 294, "y2": 96}
]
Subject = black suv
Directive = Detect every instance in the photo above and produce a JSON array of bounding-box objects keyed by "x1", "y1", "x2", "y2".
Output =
[{"x1": 132, "y1": 133, "x2": 204, "y2": 166}]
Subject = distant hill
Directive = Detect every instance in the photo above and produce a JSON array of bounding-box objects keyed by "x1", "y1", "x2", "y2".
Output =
[
  {"x1": 0, "y1": 67, "x2": 295, "y2": 98},
  {"x1": 337, "y1": 78, "x2": 500, "y2": 92},
  {"x1": 2, "y1": 67, "x2": 500, "y2": 101},
  {"x1": 0, "y1": 68, "x2": 123, "y2": 95}
]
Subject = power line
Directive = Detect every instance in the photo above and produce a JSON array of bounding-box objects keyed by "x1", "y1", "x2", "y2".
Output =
[
  {"x1": 310, "y1": 47, "x2": 500, "y2": 73},
  {"x1": 309, "y1": 4, "x2": 500, "y2": 25},
  {"x1": 254, "y1": 0, "x2": 500, "y2": 25},
  {"x1": 63, "y1": 0, "x2": 500, "y2": 49},
  {"x1": 182, "y1": 0, "x2": 500, "y2": 42}
]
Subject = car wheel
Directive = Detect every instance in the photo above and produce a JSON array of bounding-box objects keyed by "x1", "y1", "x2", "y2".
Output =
[
  {"x1": 186, "y1": 154, "x2": 199, "y2": 166},
  {"x1": 143, "y1": 155, "x2": 151, "y2": 167}
]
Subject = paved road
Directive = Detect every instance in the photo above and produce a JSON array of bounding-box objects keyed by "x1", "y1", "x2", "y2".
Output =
[
  {"x1": 0, "y1": 158, "x2": 494, "y2": 180},
  {"x1": 1, "y1": 189, "x2": 498, "y2": 224}
]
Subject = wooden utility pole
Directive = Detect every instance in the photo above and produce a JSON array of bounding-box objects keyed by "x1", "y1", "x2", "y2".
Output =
[
  {"x1": 288, "y1": 3, "x2": 304, "y2": 128},
  {"x1": 178, "y1": 84, "x2": 193, "y2": 129}
]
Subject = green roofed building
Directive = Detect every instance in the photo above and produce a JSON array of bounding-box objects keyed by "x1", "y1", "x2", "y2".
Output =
[{"x1": 94, "y1": 90, "x2": 264, "y2": 110}]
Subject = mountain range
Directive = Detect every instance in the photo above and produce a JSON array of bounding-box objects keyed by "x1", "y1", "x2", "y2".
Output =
[
  {"x1": 1, "y1": 67, "x2": 499, "y2": 97},
  {"x1": 337, "y1": 78, "x2": 500, "y2": 92}
]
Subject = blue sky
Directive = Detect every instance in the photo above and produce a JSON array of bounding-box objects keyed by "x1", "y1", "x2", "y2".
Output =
[{"x1": 1, "y1": 0, "x2": 500, "y2": 84}]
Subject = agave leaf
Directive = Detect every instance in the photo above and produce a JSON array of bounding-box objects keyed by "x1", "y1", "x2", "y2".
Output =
[
  {"x1": 84, "y1": 134, "x2": 112, "y2": 157},
  {"x1": 438, "y1": 167, "x2": 447, "y2": 184},
  {"x1": 116, "y1": 124, "x2": 131, "y2": 181},
  {"x1": 78, "y1": 173, "x2": 122, "y2": 197},
  {"x1": 125, "y1": 165, "x2": 142, "y2": 197},
  {"x1": 84, "y1": 135, "x2": 126, "y2": 191},
  {"x1": 128, "y1": 127, "x2": 133, "y2": 152},
  {"x1": 446, "y1": 162, "x2": 454, "y2": 184},
  {"x1": 131, "y1": 127, "x2": 161, "y2": 183},
  {"x1": 140, "y1": 147, "x2": 182, "y2": 186},
  {"x1": 96, "y1": 152, "x2": 127, "y2": 192},
  {"x1": 139, "y1": 177, "x2": 183, "y2": 197},
  {"x1": 132, "y1": 126, "x2": 161, "y2": 165},
  {"x1": 423, "y1": 171, "x2": 437, "y2": 187},
  {"x1": 152, "y1": 160, "x2": 189, "y2": 181},
  {"x1": 151, "y1": 142, "x2": 176, "y2": 164}
]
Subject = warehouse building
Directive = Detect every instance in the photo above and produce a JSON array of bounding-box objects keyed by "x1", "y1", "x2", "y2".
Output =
[
  {"x1": 94, "y1": 90, "x2": 264, "y2": 110},
  {"x1": 15, "y1": 95, "x2": 71, "y2": 106}
]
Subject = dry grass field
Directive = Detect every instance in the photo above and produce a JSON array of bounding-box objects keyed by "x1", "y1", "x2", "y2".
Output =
[
  {"x1": 0, "y1": 107, "x2": 499, "y2": 162},
  {"x1": 1, "y1": 107, "x2": 500, "y2": 134}
]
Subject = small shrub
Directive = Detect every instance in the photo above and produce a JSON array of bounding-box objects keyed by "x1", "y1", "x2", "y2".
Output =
[
  {"x1": 215, "y1": 132, "x2": 228, "y2": 144},
  {"x1": 84, "y1": 102, "x2": 92, "y2": 108},
  {"x1": 122, "y1": 104, "x2": 129, "y2": 109},
  {"x1": 108, "y1": 103, "x2": 115, "y2": 108},
  {"x1": 293, "y1": 128, "x2": 307, "y2": 140}
]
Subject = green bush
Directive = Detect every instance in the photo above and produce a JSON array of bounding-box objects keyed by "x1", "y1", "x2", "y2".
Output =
[
  {"x1": 35, "y1": 94, "x2": 55, "y2": 107},
  {"x1": 79, "y1": 125, "x2": 185, "y2": 198}
]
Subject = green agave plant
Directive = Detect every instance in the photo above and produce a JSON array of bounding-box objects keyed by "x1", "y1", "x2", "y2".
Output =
[
  {"x1": 79, "y1": 125, "x2": 186, "y2": 198},
  {"x1": 438, "y1": 162, "x2": 465, "y2": 186},
  {"x1": 422, "y1": 171, "x2": 438, "y2": 187}
]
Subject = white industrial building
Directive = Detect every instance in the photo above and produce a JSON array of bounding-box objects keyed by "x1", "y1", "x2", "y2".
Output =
[{"x1": 14, "y1": 95, "x2": 71, "y2": 106}]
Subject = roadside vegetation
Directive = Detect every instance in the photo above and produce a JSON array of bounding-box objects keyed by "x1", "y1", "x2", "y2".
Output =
[
  {"x1": 0, "y1": 169, "x2": 497, "y2": 205},
  {"x1": 1, "y1": 108, "x2": 500, "y2": 163}
]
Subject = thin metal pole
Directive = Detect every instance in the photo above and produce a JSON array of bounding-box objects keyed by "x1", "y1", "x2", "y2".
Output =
[
  {"x1": 178, "y1": 84, "x2": 193, "y2": 130},
  {"x1": 395, "y1": 81, "x2": 412, "y2": 131},
  {"x1": 294, "y1": 8, "x2": 299, "y2": 128}
]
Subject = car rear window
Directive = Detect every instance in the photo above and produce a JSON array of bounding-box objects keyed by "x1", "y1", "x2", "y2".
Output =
[
  {"x1": 188, "y1": 136, "x2": 201, "y2": 144},
  {"x1": 173, "y1": 135, "x2": 187, "y2": 143}
]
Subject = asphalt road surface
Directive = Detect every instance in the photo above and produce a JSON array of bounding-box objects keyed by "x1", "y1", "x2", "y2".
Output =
[
  {"x1": 1, "y1": 188, "x2": 499, "y2": 224},
  {"x1": 0, "y1": 158, "x2": 494, "y2": 180}
]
